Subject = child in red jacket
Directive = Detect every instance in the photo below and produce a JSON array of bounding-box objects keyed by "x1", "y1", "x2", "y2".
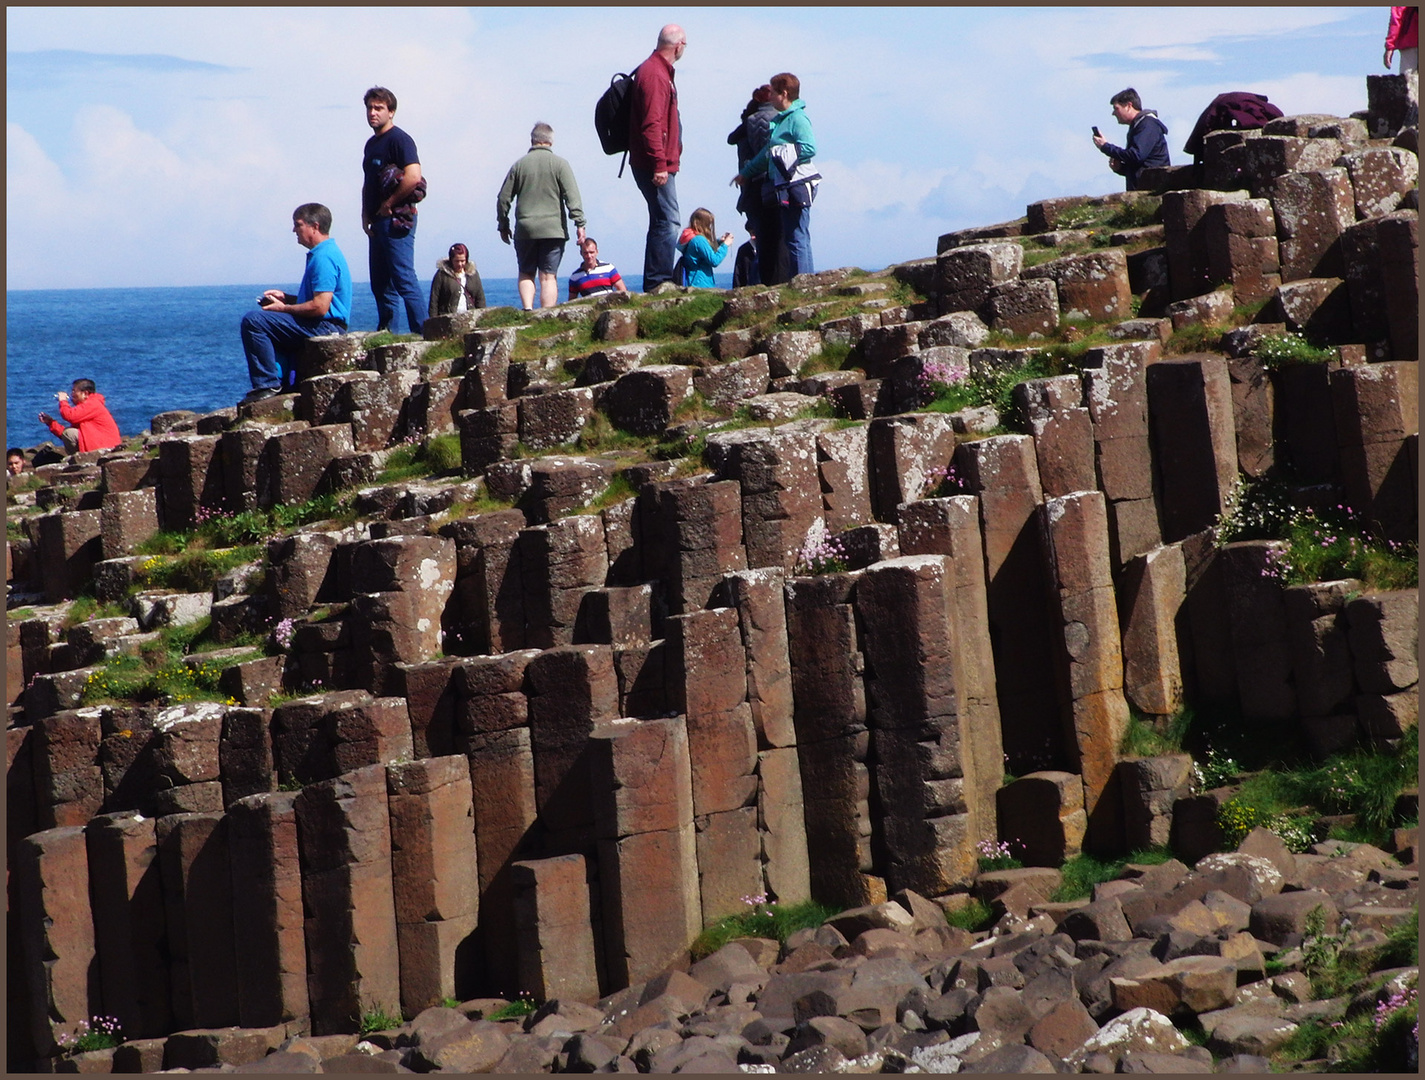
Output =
[{"x1": 38, "y1": 378, "x2": 121, "y2": 454}]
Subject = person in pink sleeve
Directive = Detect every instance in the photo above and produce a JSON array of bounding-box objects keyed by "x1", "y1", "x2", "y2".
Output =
[
  {"x1": 1385, "y1": 6, "x2": 1418, "y2": 72},
  {"x1": 38, "y1": 378, "x2": 121, "y2": 454}
]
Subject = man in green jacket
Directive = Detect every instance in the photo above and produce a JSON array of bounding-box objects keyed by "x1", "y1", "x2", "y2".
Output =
[{"x1": 497, "y1": 122, "x2": 588, "y2": 310}]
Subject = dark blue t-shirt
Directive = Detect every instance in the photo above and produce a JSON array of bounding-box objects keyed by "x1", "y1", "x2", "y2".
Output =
[{"x1": 362, "y1": 125, "x2": 420, "y2": 219}]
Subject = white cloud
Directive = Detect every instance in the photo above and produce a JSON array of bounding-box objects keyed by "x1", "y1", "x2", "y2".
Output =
[
  {"x1": 1128, "y1": 46, "x2": 1222, "y2": 62},
  {"x1": 3, "y1": 6, "x2": 1388, "y2": 289}
]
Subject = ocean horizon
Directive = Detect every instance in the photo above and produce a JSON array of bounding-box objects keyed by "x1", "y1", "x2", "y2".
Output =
[{"x1": 5, "y1": 273, "x2": 732, "y2": 450}]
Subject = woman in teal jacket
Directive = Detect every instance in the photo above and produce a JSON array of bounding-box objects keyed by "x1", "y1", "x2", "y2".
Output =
[
  {"x1": 732, "y1": 71, "x2": 817, "y2": 277},
  {"x1": 680, "y1": 208, "x2": 734, "y2": 288}
]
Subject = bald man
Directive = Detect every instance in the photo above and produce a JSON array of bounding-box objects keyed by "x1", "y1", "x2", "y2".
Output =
[{"x1": 628, "y1": 23, "x2": 687, "y2": 290}]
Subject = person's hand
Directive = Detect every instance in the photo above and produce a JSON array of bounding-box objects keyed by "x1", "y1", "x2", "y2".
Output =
[
  {"x1": 1092, "y1": 134, "x2": 1108, "y2": 148},
  {"x1": 731, "y1": 175, "x2": 745, "y2": 188},
  {"x1": 377, "y1": 202, "x2": 393, "y2": 218},
  {"x1": 653, "y1": 171, "x2": 669, "y2": 186},
  {"x1": 1385, "y1": 46, "x2": 1395, "y2": 69},
  {"x1": 720, "y1": 232, "x2": 734, "y2": 246},
  {"x1": 260, "y1": 289, "x2": 285, "y2": 308},
  {"x1": 499, "y1": 228, "x2": 511, "y2": 245},
  {"x1": 38, "y1": 412, "x2": 53, "y2": 426},
  {"x1": 56, "y1": 391, "x2": 69, "y2": 404},
  {"x1": 576, "y1": 225, "x2": 587, "y2": 245}
]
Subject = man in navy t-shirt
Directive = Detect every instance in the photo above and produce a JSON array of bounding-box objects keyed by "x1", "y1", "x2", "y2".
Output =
[
  {"x1": 362, "y1": 86, "x2": 427, "y2": 333},
  {"x1": 239, "y1": 203, "x2": 352, "y2": 404}
]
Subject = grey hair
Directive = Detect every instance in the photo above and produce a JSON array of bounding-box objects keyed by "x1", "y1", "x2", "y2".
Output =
[{"x1": 531, "y1": 122, "x2": 554, "y2": 146}]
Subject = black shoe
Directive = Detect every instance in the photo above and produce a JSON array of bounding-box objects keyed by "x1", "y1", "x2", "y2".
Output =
[{"x1": 240, "y1": 387, "x2": 279, "y2": 405}]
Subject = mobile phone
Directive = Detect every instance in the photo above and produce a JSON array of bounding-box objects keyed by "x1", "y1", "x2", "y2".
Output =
[
  {"x1": 257, "y1": 294, "x2": 274, "y2": 306},
  {"x1": 1092, "y1": 126, "x2": 1101, "y2": 137}
]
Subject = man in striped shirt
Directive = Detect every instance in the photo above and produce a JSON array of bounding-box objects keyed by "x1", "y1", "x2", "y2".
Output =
[{"x1": 567, "y1": 238, "x2": 630, "y2": 300}]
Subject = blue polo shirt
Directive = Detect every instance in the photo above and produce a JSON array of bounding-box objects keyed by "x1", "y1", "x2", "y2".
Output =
[{"x1": 299, "y1": 237, "x2": 352, "y2": 324}]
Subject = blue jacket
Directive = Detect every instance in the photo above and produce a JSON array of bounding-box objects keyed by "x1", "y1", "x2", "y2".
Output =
[
  {"x1": 681, "y1": 234, "x2": 728, "y2": 287},
  {"x1": 1099, "y1": 110, "x2": 1170, "y2": 190},
  {"x1": 740, "y1": 99, "x2": 816, "y2": 181}
]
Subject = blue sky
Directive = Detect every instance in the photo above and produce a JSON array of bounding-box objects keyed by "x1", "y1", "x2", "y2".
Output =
[{"x1": 6, "y1": 6, "x2": 1389, "y2": 290}]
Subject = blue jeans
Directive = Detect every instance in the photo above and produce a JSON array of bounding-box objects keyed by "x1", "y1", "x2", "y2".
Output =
[
  {"x1": 240, "y1": 309, "x2": 345, "y2": 390},
  {"x1": 632, "y1": 167, "x2": 680, "y2": 290},
  {"x1": 368, "y1": 216, "x2": 427, "y2": 332},
  {"x1": 781, "y1": 204, "x2": 813, "y2": 278}
]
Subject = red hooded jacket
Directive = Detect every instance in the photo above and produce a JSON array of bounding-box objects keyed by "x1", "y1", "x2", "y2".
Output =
[
  {"x1": 1388, "y1": 7, "x2": 1418, "y2": 49},
  {"x1": 49, "y1": 392, "x2": 121, "y2": 453}
]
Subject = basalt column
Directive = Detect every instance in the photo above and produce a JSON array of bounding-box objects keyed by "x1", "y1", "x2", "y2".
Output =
[
  {"x1": 387, "y1": 756, "x2": 479, "y2": 1015},
  {"x1": 1081, "y1": 341, "x2": 1163, "y2": 568},
  {"x1": 638, "y1": 477, "x2": 747, "y2": 616},
  {"x1": 590, "y1": 717, "x2": 700, "y2": 988},
  {"x1": 512, "y1": 854, "x2": 601, "y2": 1003},
  {"x1": 519, "y1": 515, "x2": 609, "y2": 649},
  {"x1": 85, "y1": 812, "x2": 171, "y2": 1039},
  {"x1": 665, "y1": 607, "x2": 760, "y2": 923},
  {"x1": 1038, "y1": 491, "x2": 1131, "y2": 852},
  {"x1": 956, "y1": 435, "x2": 1065, "y2": 774},
  {"x1": 437, "y1": 509, "x2": 527, "y2": 655},
  {"x1": 784, "y1": 571, "x2": 878, "y2": 908},
  {"x1": 707, "y1": 427, "x2": 822, "y2": 571},
  {"x1": 895, "y1": 495, "x2": 1004, "y2": 840},
  {"x1": 718, "y1": 567, "x2": 810, "y2": 906},
  {"x1": 525, "y1": 645, "x2": 620, "y2": 858},
  {"x1": 156, "y1": 811, "x2": 239, "y2": 1029},
  {"x1": 227, "y1": 791, "x2": 308, "y2": 1028},
  {"x1": 16, "y1": 826, "x2": 99, "y2": 1058},
  {"x1": 295, "y1": 765, "x2": 400, "y2": 1035},
  {"x1": 856, "y1": 555, "x2": 979, "y2": 894},
  {"x1": 455, "y1": 651, "x2": 539, "y2": 998},
  {"x1": 1146, "y1": 356, "x2": 1238, "y2": 544}
]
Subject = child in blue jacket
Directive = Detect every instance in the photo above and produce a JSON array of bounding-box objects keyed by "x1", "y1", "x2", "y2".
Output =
[{"x1": 678, "y1": 208, "x2": 734, "y2": 288}]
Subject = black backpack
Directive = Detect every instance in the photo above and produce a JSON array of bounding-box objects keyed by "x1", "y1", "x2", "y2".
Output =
[{"x1": 594, "y1": 70, "x2": 635, "y2": 176}]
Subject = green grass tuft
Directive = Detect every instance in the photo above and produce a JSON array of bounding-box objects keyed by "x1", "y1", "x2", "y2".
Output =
[
  {"x1": 689, "y1": 899, "x2": 835, "y2": 960},
  {"x1": 944, "y1": 898, "x2": 995, "y2": 932},
  {"x1": 1254, "y1": 331, "x2": 1337, "y2": 370},
  {"x1": 1049, "y1": 848, "x2": 1173, "y2": 902},
  {"x1": 1119, "y1": 709, "x2": 1190, "y2": 757},
  {"x1": 138, "y1": 545, "x2": 261, "y2": 594},
  {"x1": 484, "y1": 996, "x2": 537, "y2": 1022},
  {"x1": 1215, "y1": 477, "x2": 1417, "y2": 591},
  {"x1": 636, "y1": 293, "x2": 727, "y2": 338},
  {"x1": 358, "y1": 1006, "x2": 403, "y2": 1034},
  {"x1": 421, "y1": 338, "x2": 465, "y2": 364},
  {"x1": 478, "y1": 307, "x2": 534, "y2": 328},
  {"x1": 798, "y1": 341, "x2": 852, "y2": 377},
  {"x1": 424, "y1": 433, "x2": 463, "y2": 474},
  {"x1": 646, "y1": 339, "x2": 714, "y2": 366}
]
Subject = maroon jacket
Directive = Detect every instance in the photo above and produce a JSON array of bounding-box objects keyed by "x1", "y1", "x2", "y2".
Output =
[{"x1": 629, "y1": 51, "x2": 680, "y2": 174}]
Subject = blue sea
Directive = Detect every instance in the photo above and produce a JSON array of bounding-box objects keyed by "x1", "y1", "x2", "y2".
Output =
[{"x1": 5, "y1": 274, "x2": 732, "y2": 450}]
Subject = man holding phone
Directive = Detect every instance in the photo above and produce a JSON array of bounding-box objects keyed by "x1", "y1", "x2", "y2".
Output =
[
  {"x1": 1092, "y1": 88, "x2": 1170, "y2": 191},
  {"x1": 238, "y1": 203, "x2": 352, "y2": 405}
]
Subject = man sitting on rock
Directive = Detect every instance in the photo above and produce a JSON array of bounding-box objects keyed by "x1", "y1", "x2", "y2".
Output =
[
  {"x1": 239, "y1": 202, "x2": 352, "y2": 405},
  {"x1": 1092, "y1": 87, "x2": 1170, "y2": 191},
  {"x1": 37, "y1": 379, "x2": 121, "y2": 454}
]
